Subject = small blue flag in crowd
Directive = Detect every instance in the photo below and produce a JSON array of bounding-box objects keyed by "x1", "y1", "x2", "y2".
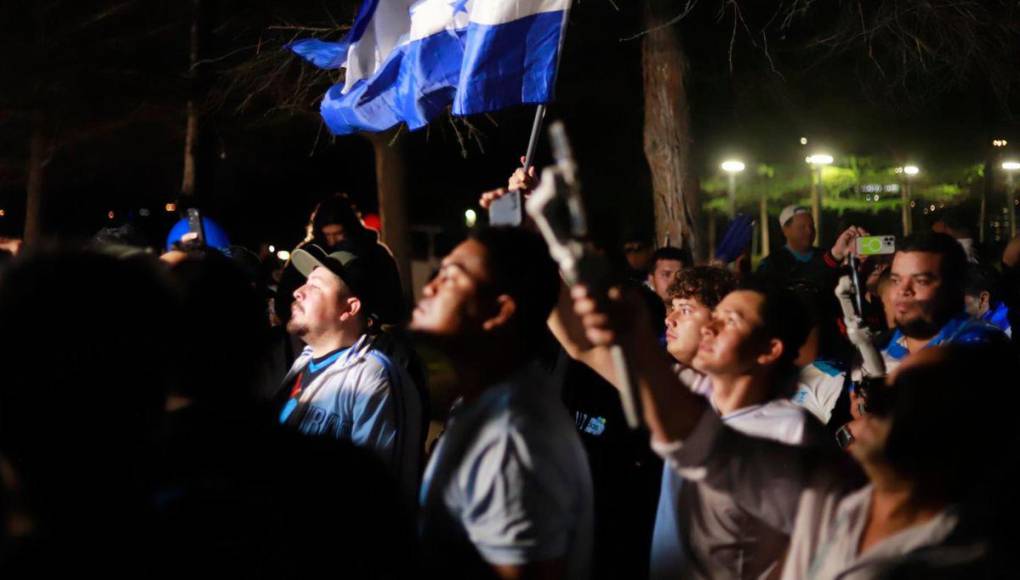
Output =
[{"x1": 290, "y1": 0, "x2": 571, "y2": 135}]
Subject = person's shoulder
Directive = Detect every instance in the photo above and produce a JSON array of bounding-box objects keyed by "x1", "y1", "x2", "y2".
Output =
[
  {"x1": 949, "y1": 315, "x2": 1008, "y2": 345},
  {"x1": 749, "y1": 399, "x2": 827, "y2": 446},
  {"x1": 805, "y1": 359, "x2": 846, "y2": 379}
]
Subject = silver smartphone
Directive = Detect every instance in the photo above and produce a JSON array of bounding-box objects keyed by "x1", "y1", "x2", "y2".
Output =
[{"x1": 488, "y1": 190, "x2": 523, "y2": 227}]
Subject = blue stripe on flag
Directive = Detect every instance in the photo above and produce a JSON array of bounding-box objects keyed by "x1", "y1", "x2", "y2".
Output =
[
  {"x1": 453, "y1": 11, "x2": 564, "y2": 115},
  {"x1": 289, "y1": 0, "x2": 381, "y2": 70},
  {"x1": 319, "y1": 9, "x2": 564, "y2": 135},
  {"x1": 289, "y1": 39, "x2": 350, "y2": 70}
]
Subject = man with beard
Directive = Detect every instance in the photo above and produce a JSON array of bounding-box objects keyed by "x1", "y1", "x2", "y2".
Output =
[
  {"x1": 278, "y1": 244, "x2": 423, "y2": 499},
  {"x1": 571, "y1": 278, "x2": 1019, "y2": 577},
  {"x1": 881, "y1": 233, "x2": 1005, "y2": 372},
  {"x1": 276, "y1": 194, "x2": 407, "y2": 328}
]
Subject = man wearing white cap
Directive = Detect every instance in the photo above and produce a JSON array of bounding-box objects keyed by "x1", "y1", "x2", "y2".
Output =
[
  {"x1": 758, "y1": 205, "x2": 866, "y2": 357},
  {"x1": 760, "y1": 205, "x2": 865, "y2": 284}
]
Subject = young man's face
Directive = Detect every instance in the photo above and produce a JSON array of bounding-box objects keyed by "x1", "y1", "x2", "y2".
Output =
[
  {"x1": 623, "y1": 242, "x2": 652, "y2": 273},
  {"x1": 889, "y1": 251, "x2": 950, "y2": 338},
  {"x1": 288, "y1": 267, "x2": 348, "y2": 339},
  {"x1": 693, "y1": 290, "x2": 769, "y2": 377},
  {"x1": 665, "y1": 295, "x2": 712, "y2": 367},
  {"x1": 649, "y1": 259, "x2": 684, "y2": 302},
  {"x1": 782, "y1": 213, "x2": 815, "y2": 253},
  {"x1": 320, "y1": 223, "x2": 346, "y2": 249},
  {"x1": 410, "y1": 239, "x2": 492, "y2": 339},
  {"x1": 963, "y1": 291, "x2": 990, "y2": 318}
]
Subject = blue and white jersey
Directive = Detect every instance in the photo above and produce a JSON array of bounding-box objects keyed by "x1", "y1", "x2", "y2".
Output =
[
  {"x1": 981, "y1": 301, "x2": 1012, "y2": 338},
  {"x1": 792, "y1": 360, "x2": 846, "y2": 425},
  {"x1": 279, "y1": 333, "x2": 423, "y2": 500},
  {"x1": 420, "y1": 362, "x2": 593, "y2": 579},
  {"x1": 882, "y1": 312, "x2": 1006, "y2": 372}
]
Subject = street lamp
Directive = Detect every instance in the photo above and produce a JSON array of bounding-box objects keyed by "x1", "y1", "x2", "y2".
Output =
[
  {"x1": 1003, "y1": 161, "x2": 1020, "y2": 238},
  {"x1": 901, "y1": 165, "x2": 919, "y2": 236},
  {"x1": 721, "y1": 160, "x2": 745, "y2": 218},
  {"x1": 806, "y1": 154, "x2": 833, "y2": 245}
]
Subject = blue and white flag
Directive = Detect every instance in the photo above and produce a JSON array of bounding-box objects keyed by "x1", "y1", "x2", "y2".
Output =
[{"x1": 290, "y1": 0, "x2": 570, "y2": 135}]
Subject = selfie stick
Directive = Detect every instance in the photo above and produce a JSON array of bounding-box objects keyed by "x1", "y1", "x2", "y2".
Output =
[
  {"x1": 835, "y1": 274, "x2": 886, "y2": 378},
  {"x1": 526, "y1": 122, "x2": 642, "y2": 429}
]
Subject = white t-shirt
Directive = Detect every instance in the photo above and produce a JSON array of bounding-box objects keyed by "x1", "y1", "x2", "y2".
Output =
[
  {"x1": 654, "y1": 412, "x2": 960, "y2": 580},
  {"x1": 420, "y1": 362, "x2": 594, "y2": 579},
  {"x1": 791, "y1": 361, "x2": 846, "y2": 425},
  {"x1": 652, "y1": 367, "x2": 825, "y2": 580}
]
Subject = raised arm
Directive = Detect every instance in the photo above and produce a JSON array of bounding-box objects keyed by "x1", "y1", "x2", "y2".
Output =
[{"x1": 568, "y1": 284, "x2": 707, "y2": 443}]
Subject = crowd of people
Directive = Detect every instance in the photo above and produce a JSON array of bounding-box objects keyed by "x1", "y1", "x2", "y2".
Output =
[{"x1": 0, "y1": 163, "x2": 1019, "y2": 578}]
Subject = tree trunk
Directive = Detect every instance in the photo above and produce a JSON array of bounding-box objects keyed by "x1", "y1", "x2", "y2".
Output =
[
  {"x1": 642, "y1": 0, "x2": 699, "y2": 255},
  {"x1": 180, "y1": 100, "x2": 198, "y2": 198},
  {"x1": 180, "y1": 0, "x2": 201, "y2": 200},
  {"x1": 367, "y1": 131, "x2": 412, "y2": 302},
  {"x1": 24, "y1": 113, "x2": 48, "y2": 245}
]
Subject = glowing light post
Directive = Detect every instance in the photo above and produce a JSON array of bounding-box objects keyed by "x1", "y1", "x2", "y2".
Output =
[
  {"x1": 901, "y1": 165, "x2": 919, "y2": 236},
  {"x1": 806, "y1": 154, "x2": 833, "y2": 245},
  {"x1": 1003, "y1": 160, "x2": 1020, "y2": 238},
  {"x1": 721, "y1": 160, "x2": 745, "y2": 219},
  {"x1": 986, "y1": 139, "x2": 1009, "y2": 242}
]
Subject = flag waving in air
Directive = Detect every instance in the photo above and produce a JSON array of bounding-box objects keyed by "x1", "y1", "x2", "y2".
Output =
[{"x1": 290, "y1": 0, "x2": 571, "y2": 135}]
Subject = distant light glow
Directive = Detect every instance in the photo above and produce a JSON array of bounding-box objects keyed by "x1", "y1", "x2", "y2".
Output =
[
  {"x1": 165, "y1": 203, "x2": 177, "y2": 212},
  {"x1": 800, "y1": 137, "x2": 808, "y2": 145},
  {"x1": 721, "y1": 160, "x2": 746, "y2": 173},
  {"x1": 465, "y1": 208, "x2": 477, "y2": 228},
  {"x1": 1002, "y1": 161, "x2": 1020, "y2": 171},
  {"x1": 0, "y1": 209, "x2": 5, "y2": 217},
  {"x1": 994, "y1": 139, "x2": 1008, "y2": 147},
  {"x1": 107, "y1": 211, "x2": 115, "y2": 220},
  {"x1": 903, "y1": 165, "x2": 920, "y2": 176},
  {"x1": 268, "y1": 245, "x2": 276, "y2": 253},
  {"x1": 806, "y1": 154, "x2": 834, "y2": 166},
  {"x1": 276, "y1": 250, "x2": 291, "y2": 261}
]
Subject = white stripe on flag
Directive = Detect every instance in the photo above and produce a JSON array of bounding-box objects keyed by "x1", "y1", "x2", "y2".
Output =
[{"x1": 469, "y1": 0, "x2": 570, "y2": 26}]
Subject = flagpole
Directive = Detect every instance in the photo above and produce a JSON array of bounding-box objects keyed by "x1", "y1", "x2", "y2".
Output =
[
  {"x1": 522, "y1": 106, "x2": 546, "y2": 171},
  {"x1": 520, "y1": 1, "x2": 572, "y2": 173}
]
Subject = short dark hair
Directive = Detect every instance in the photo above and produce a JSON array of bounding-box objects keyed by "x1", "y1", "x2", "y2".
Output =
[
  {"x1": 468, "y1": 227, "x2": 560, "y2": 345},
  {"x1": 896, "y1": 232, "x2": 968, "y2": 307},
  {"x1": 650, "y1": 246, "x2": 692, "y2": 269},
  {"x1": 964, "y1": 263, "x2": 1004, "y2": 304},
  {"x1": 737, "y1": 276, "x2": 812, "y2": 378},
  {"x1": 667, "y1": 266, "x2": 736, "y2": 310},
  {"x1": 309, "y1": 194, "x2": 367, "y2": 241}
]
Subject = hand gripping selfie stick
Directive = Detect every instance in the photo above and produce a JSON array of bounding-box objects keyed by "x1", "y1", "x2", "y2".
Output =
[
  {"x1": 835, "y1": 274, "x2": 886, "y2": 378},
  {"x1": 525, "y1": 121, "x2": 643, "y2": 429}
]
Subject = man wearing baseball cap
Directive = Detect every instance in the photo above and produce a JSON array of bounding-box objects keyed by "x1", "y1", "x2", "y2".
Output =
[
  {"x1": 758, "y1": 205, "x2": 867, "y2": 358},
  {"x1": 278, "y1": 244, "x2": 423, "y2": 499}
]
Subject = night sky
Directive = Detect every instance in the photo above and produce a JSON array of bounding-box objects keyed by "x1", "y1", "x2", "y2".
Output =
[{"x1": 1, "y1": 0, "x2": 1017, "y2": 251}]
